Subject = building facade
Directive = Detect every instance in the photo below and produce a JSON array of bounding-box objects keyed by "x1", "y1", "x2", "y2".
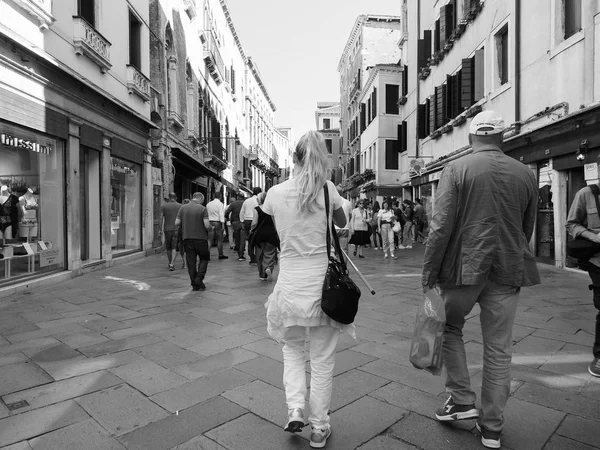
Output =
[
  {"x1": 0, "y1": 0, "x2": 154, "y2": 293},
  {"x1": 315, "y1": 102, "x2": 342, "y2": 183},
  {"x1": 407, "y1": 0, "x2": 600, "y2": 268},
  {"x1": 276, "y1": 126, "x2": 295, "y2": 181},
  {"x1": 338, "y1": 15, "x2": 403, "y2": 201}
]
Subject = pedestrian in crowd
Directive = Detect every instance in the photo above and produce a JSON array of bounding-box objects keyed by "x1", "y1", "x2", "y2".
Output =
[
  {"x1": 206, "y1": 192, "x2": 228, "y2": 260},
  {"x1": 369, "y1": 201, "x2": 382, "y2": 250},
  {"x1": 250, "y1": 192, "x2": 280, "y2": 281},
  {"x1": 262, "y1": 130, "x2": 350, "y2": 449},
  {"x1": 413, "y1": 198, "x2": 426, "y2": 244},
  {"x1": 393, "y1": 201, "x2": 404, "y2": 249},
  {"x1": 402, "y1": 199, "x2": 414, "y2": 249},
  {"x1": 565, "y1": 159, "x2": 600, "y2": 377},
  {"x1": 378, "y1": 201, "x2": 397, "y2": 259},
  {"x1": 348, "y1": 199, "x2": 370, "y2": 258},
  {"x1": 175, "y1": 192, "x2": 213, "y2": 291},
  {"x1": 225, "y1": 193, "x2": 245, "y2": 260},
  {"x1": 334, "y1": 185, "x2": 352, "y2": 252},
  {"x1": 422, "y1": 110, "x2": 539, "y2": 449},
  {"x1": 174, "y1": 198, "x2": 190, "y2": 269},
  {"x1": 240, "y1": 186, "x2": 262, "y2": 265},
  {"x1": 160, "y1": 192, "x2": 181, "y2": 271}
]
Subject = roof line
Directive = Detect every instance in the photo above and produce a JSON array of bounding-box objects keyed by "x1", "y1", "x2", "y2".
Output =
[
  {"x1": 247, "y1": 58, "x2": 276, "y2": 111},
  {"x1": 220, "y1": 0, "x2": 247, "y2": 62}
]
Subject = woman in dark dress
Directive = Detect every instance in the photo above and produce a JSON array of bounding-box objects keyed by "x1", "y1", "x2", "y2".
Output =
[{"x1": 251, "y1": 192, "x2": 279, "y2": 281}]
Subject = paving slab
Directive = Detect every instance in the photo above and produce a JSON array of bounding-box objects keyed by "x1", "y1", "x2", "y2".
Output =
[
  {"x1": 109, "y1": 359, "x2": 188, "y2": 396},
  {"x1": 222, "y1": 379, "x2": 286, "y2": 426},
  {"x1": 329, "y1": 369, "x2": 390, "y2": 412},
  {"x1": 0, "y1": 441, "x2": 33, "y2": 450},
  {"x1": 0, "y1": 314, "x2": 39, "y2": 336},
  {"x1": 81, "y1": 318, "x2": 129, "y2": 333},
  {"x1": 188, "y1": 332, "x2": 264, "y2": 357},
  {"x1": 35, "y1": 314, "x2": 105, "y2": 329},
  {"x1": 543, "y1": 435, "x2": 599, "y2": 450},
  {"x1": 150, "y1": 368, "x2": 255, "y2": 413},
  {"x1": 78, "y1": 333, "x2": 164, "y2": 358},
  {"x1": 103, "y1": 321, "x2": 173, "y2": 340},
  {"x1": 242, "y1": 338, "x2": 284, "y2": 362},
  {"x1": 370, "y1": 381, "x2": 445, "y2": 418},
  {"x1": 151, "y1": 326, "x2": 210, "y2": 348},
  {"x1": 55, "y1": 330, "x2": 110, "y2": 349},
  {"x1": 28, "y1": 418, "x2": 126, "y2": 450},
  {"x1": 539, "y1": 343, "x2": 594, "y2": 381},
  {"x1": 76, "y1": 384, "x2": 168, "y2": 436},
  {"x1": 356, "y1": 436, "x2": 419, "y2": 450},
  {"x1": 5, "y1": 324, "x2": 88, "y2": 344},
  {"x1": 0, "y1": 400, "x2": 89, "y2": 447},
  {"x1": 173, "y1": 347, "x2": 258, "y2": 380},
  {"x1": 118, "y1": 396, "x2": 247, "y2": 450},
  {"x1": 2, "y1": 370, "x2": 122, "y2": 413},
  {"x1": 501, "y1": 397, "x2": 566, "y2": 450},
  {"x1": 169, "y1": 435, "x2": 228, "y2": 450},
  {"x1": 234, "y1": 355, "x2": 285, "y2": 389},
  {"x1": 358, "y1": 359, "x2": 446, "y2": 395},
  {"x1": 23, "y1": 343, "x2": 82, "y2": 363},
  {"x1": 0, "y1": 361, "x2": 53, "y2": 396},
  {"x1": 0, "y1": 352, "x2": 28, "y2": 368},
  {"x1": 555, "y1": 415, "x2": 600, "y2": 448},
  {"x1": 132, "y1": 340, "x2": 203, "y2": 368},
  {"x1": 0, "y1": 337, "x2": 61, "y2": 356},
  {"x1": 206, "y1": 413, "x2": 307, "y2": 450}
]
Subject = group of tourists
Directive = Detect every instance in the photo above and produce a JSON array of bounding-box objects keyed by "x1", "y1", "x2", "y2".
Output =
[{"x1": 158, "y1": 111, "x2": 599, "y2": 450}]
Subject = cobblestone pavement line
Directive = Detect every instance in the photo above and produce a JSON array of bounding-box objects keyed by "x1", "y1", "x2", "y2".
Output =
[{"x1": 0, "y1": 245, "x2": 598, "y2": 449}]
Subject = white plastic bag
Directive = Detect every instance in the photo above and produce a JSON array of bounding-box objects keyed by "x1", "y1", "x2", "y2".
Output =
[{"x1": 409, "y1": 288, "x2": 446, "y2": 376}]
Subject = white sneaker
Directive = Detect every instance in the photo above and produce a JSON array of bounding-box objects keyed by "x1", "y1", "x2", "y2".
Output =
[
  {"x1": 374, "y1": 247, "x2": 379, "y2": 250},
  {"x1": 406, "y1": 245, "x2": 413, "y2": 249},
  {"x1": 284, "y1": 408, "x2": 305, "y2": 433},
  {"x1": 384, "y1": 254, "x2": 389, "y2": 259},
  {"x1": 397, "y1": 245, "x2": 406, "y2": 250},
  {"x1": 265, "y1": 267, "x2": 272, "y2": 281},
  {"x1": 310, "y1": 427, "x2": 332, "y2": 448},
  {"x1": 391, "y1": 254, "x2": 398, "y2": 260}
]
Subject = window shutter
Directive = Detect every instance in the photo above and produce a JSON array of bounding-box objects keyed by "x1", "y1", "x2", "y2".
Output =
[
  {"x1": 372, "y1": 88, "x2": 377, "y2": 116},
  {"x1": 446, "y1": 74, "x2": 453, "y2": 121},
  {"x1": 418, "y1": 104, "x2": 427, "y2": 139},
  {"x1": 385, "y1": 84, "x2": 399, "y2": 114},
  {"x1": 418, "y1": 39, "x2": 427, "y2": 69},
  {"x1": 434, "y1": 19, "x2": 441, "y2": 52},
  {"x1": 474, "y1": 47, "x2": 485, "y2": 102},
  {"x1": 428, "y1": 96, "x2": 435, "y2": 134},
  {"x1": 401, "y1": 121, "x2": 408, "y2": 151},
  {"x1": 360, "y1": 104, "x2": 366, "y2": 132},
  {"x1": 402, "y1": 65, "x2": 409, "y2": 96},
  {"x1": 367, "y1": 98, "x2": 372, "y2": 123},
  {"x1": 435, "y1": 85, "x2": 444, "y2": 129},
  {"x1": 356, "y1": 155, "x2": 360, "y2": 173},
  {"x1": 461, "y1": 57, "x2": 474, "y2": 109},
  {"x1": 452, "y1": 72, "x2": 461, "y2": 117},
  {"x1": 440, "y1": 6, "x2": 448, "y2": 48},
  {"x1": 385, "y1": 140, "x2": 399, "y2": 170},
  {"x1": 397, "y1": 123, "x2": 403, "y2": 152},
  {"x1": 423, "y1": 30, "x2": 432, "y2": 60}
]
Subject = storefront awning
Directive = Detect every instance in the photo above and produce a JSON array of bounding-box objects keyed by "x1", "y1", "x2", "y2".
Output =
[
  {"x1": 239, "y1": 184, "x2": 252, "y2": 195},
  {"x1": 172, "y1": 148, "x2": 220, "y2": 181}
]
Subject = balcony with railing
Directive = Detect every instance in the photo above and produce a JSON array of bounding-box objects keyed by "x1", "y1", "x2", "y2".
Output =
[
  {"x1": 206, "y1": 140, "x2": 228, "y2": 171},
  {"x1": 73, "y1": 17, "x2": 111, "y2": 73},
  {"x1": 203, "y1": 31, "x2": 224, "y2": 84},
  {"x1": 126, "y1": 65, "x2": 150, "y2": 101},
  {"x1": 13, "y1": 0, "x2": 55, "y2": 29}
]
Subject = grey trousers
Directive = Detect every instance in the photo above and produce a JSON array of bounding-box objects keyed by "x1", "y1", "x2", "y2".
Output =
[{"x1": 440, "y1": 280, "x2": 520, "y2": 432}]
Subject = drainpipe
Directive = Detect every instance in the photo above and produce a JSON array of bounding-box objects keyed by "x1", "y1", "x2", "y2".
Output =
[
  {"x1": 416, "y1": 0, "x2": 421, "y2": 157},
  {"x1": 514, "y1": 0, "x2": 521, "y2": 129}
]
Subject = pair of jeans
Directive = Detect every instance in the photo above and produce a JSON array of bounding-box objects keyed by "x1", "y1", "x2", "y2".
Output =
[
  {"x1": 232, "y1": 220, "x2": 243, "y2": 257},
  {"x1": 209, "y1": 221, "x2": 224, "y2": 256},
  {"x1": 256, "y1": 242, "x2": 278, "y2": 277},
  {"x1": 243, "y1": 219, "x2": 255, "y2": 262},
  {"x1": 575, "y1": 261, "x2": 600, "y2": 358},
  {"x1": 183, "y1": 239, "x2": 210, "y2": 288},
  {"x1": 380, "y1": 223, "x2": 394, "y2": 256},
  {"x1": 282, "y1": 326, "x2": 340, "y2": 429},
  {"x1": 440, "y1": 280, "x2": 520, "y2": 432},
  {"x1": 371, "y1": 226, "x2": 382, "y2": 247},
  {"x1": 403, "y1": 221, "x2": 414, "y2": 245}
]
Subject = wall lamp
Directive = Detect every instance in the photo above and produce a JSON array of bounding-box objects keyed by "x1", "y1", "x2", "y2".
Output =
[{"x1": 576, "y1": 139, "x2": 589, "y2": 162}]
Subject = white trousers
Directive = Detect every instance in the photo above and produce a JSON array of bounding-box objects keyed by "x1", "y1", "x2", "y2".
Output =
[
  {"x1": 282, "y1": 325, "x2": 340, "y2": 429},
  {"x1": 381, "y1": 224, "x2": 395, "y2": 256}
]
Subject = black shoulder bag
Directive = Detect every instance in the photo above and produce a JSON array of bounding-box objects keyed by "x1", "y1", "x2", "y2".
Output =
[
  {"x1": 322, "y1": 184, "x2": 361, "y2": 325},
  {"x1": 567, "y1": 184, "x2": 600, "y2": 261}
]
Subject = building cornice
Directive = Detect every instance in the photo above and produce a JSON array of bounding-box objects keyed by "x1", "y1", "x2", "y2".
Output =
[
  {"x1": 247, "y1": 57, "x2": 276, "y2": 112},
  {"x1": 337, "y1": 15, "x2": 402, "y2": 72},
  {"x1": 358, "y1": 63, "x2": 403, "y2": 104},
  {"x1": 219, "y1": 0, "x2": 247, "y2": 63}
]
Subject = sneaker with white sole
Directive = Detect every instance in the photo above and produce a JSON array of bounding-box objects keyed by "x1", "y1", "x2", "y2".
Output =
[
  {"x1": 475, "y1": 422, "x2": 501, "y2": 449},
  {"x1": 309, "y1": 427, "x2": 331, "y2": 448},
  {"x1": 265, "y1": 267, "x2": 273, "y2": 281},
  {"x1": 589, "y1": 357, "x2": 600, "y2": 377},
  {"x1": 284, "y1": 408, "x2": 305, "y2": 433},
  {"x1": 435, "y1": 396, "x2": 478, "y2": 421}
]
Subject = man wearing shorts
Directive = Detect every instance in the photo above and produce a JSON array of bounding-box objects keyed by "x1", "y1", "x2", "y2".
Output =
[{"x1": 160, "y1": 192, "x2": 181, "y2": 271}]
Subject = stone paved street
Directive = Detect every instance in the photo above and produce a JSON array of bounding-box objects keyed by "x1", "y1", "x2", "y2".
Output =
[{"x1": 0, "y1": 246, "x2": 598, "y2": 450}]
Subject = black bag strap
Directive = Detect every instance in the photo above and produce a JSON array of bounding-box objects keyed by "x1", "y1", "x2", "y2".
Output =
[
  {"x1": 324, "y1": 184, "x2": 348, "y2": 272},
  {"x1": 590, "y1": 185, "x2": 600, "y2": 215}
]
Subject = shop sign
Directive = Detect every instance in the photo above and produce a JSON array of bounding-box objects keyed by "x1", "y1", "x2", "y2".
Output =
[
  {"x1": 0, "y1": 133, "x2": 53, "y2": 155},
  {"x1": 585, "y1": 163, "x2": 598, "y2": 181},
  {"x1": 151, "y1": 167, "x2": 162, "y2": 185},
  {"x1": 40, "y1": 249, "x2": 60, "y2": 267},
  {"x1": 429, "y1": 171, "x2": 442, "y2": 182}
]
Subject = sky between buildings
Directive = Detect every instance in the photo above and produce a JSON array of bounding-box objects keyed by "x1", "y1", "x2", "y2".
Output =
[{"x1": 226, "y1": 0, "x2": 401, "y2": 141}]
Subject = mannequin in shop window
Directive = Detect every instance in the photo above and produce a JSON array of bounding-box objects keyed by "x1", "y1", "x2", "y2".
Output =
[
  {"x1": 19, "y1": 188, "x2": 38, "y2": 242},
  {"x1": 0, "y1": 185, "x2": 19, "y2": 243}
]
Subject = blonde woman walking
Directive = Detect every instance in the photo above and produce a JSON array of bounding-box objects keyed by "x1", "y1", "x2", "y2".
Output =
[{"x1": 261, "y1": 131, "x2": 350, "y2": 448}]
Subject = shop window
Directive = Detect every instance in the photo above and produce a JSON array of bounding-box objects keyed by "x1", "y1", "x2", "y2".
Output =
[
  {"x1": 325, "y1": 139, "x2": 333, "y2": 154},
  {"x1": 385, "y1": 84, "x2": 400, "y2": 115},
  {"x1": 110, "y1": 157, "x2": 142, "y2": 254},
  {"x1": 129, "y1": 11, "x2": 142, "y2": 70},
  {"x1": 78, "y1": 0, "x2": 95, "y2": 27},
  {"x1": 385, "y1": 140, "x2": 399, "y2": 170},
  {"x1": 0, "y1": 126, "x2": 66, "y2": 286},
  {"x1": 564, "y1": 0, "x2": 582, "y2": 39},
  {"x1": 495, "y1": 25, "x2": 509, "y2": 87},
  {"x1": 323, "y1": 118, "x2": 331, "y2": 129}
]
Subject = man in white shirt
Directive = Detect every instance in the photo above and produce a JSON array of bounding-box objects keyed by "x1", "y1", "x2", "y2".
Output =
[
  {"x1": 239, "y1": 187, "x2": 262, "y2": 264},
  {"x1": 206, "y1": 193, "x2": 228, "y2": 260}
]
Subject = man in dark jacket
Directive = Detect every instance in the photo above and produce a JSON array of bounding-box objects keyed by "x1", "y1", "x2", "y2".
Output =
[
  {"x1": 421, "y1": 111, "x2": 540, "y2": 449},
  {"x1": 225, "y1": 193, "x2": 245, "y2": 260}
]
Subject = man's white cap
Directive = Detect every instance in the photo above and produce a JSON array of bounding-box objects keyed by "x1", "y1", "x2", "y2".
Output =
[{"x1": 469, "y1": 110, "x2": 505, "y2": 135}]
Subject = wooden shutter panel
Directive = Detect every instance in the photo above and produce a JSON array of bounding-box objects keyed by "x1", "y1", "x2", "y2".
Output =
[
  {"x1": 446, "y1": 75, "x2": 453, "y2": 121},
  {"x1": 474, "y1": 47, "x2": 485, "y2": 102},
  {"x1": 440, "y1": 6, "x2": 448, "y2": 48},
  {"x1": 452, "y1": 72, "x2": 461, "y2": 117},
  {"x1": 461, "y1": 57, "x2": 474, "y2": 109},
  {"x1": 418, "y1": 39, "x2": 427, "y2": 69},
  {"x1": 372, "y1": 88, "x2": 377, "y2": 116},
  {"x1": 429, "y1": 96, "x2": 435, "y2": 134},
  {"x1": 360, "y1": 104, "x2": 366, "y2": 132},
  {"x1": 403, "y1": 65, "x2": 409, "y2": 96},
  {"x1": 435, "y1": 85, "x2": 444, "y2": 129},
  {"x1": 423, "y1": 30, "x2": 432, "y2": 60},
  {"x1": 401, "y1": 121, "x2": 408, "y2": 151},
  {"x1": 434, "y1": 19, "x2": 441, "y2": 52},
  {"x1": 418, "y1": 104, "x2": 427, "y2": 139}
]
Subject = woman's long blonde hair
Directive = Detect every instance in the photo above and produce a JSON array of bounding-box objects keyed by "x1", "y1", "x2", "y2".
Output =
[{"x1": 294, "y1": 131, "x2": 330, "y2": 213}]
